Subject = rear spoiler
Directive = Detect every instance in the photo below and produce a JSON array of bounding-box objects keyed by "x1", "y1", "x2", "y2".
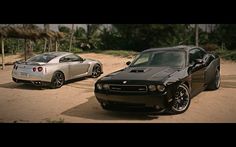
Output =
[{"x1": 14, "y1": 61, "x2": 44, "y2": 66}]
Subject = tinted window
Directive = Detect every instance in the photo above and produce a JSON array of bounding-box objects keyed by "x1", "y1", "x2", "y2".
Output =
[
  {"x1": 59, "y1": 54, "x2": 83, "y2": 63},
  {"x1": 132, "y1": 52, "x2": 151, "y2": 67},
  {"x1": 189, "y1": 48, "x2": 206, "y2": 64},
  {"x1": 130, "y1": 51, "x2": 186, "y2": 68},
  {"x1": 27, "y1": 54, "x2": 57, "y2": 63}
]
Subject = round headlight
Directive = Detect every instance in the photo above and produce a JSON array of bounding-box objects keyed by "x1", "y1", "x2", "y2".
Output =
[
  {"x1": 148, "y1": 85, "x2": 157, "y2": 91},
  {"x1": 103, "y1": 84, "x2": 109, "y2": 90},
  {"x1": 96, "y1": 83, "x2": 103, "y2": 90},
  {"x1": 157, "y1": 85, "x2": 165, "y2": 92}
]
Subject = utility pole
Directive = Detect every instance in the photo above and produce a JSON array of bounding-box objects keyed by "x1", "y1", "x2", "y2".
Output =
[{"x1": 195, "y1": 24, "x2": 199, "y2": 47}]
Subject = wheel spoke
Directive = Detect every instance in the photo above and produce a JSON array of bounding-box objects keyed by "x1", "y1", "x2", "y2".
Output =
[{"x1": 172, "y1": 85, "x2": 190, "y2": 112}]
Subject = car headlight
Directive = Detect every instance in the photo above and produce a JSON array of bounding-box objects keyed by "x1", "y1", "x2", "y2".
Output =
[
  {"x1": 103, "y1": 84, "x2": 109, "y2": 90},
  {"x1": 157, "y1": 85, "x2": 165, "y2": 92},
  {"x1": 96, "y1": 83, "x2": 103, "y2": 90},
  {"x1": 148, "y1": 85, "x2": 157, "y2": 91}
]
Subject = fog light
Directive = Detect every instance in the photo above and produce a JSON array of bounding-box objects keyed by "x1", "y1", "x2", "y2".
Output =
[
  {"x1": 96, "y1": 83, "x2": 103, "y2": 90},
  {"x1": 148, "y1": 85, "x2": 156, "y2": 91},
  {"x1": 103, "y1": 84, "x2": 109, "y2": 90},
  {"x1": 157, "y1": 85, "x2": 165, "y2": 92}
]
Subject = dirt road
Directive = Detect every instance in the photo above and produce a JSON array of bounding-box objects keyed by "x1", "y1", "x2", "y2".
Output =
[{"x1": 0, "y1": 53, "x2": 236, "y2": 123}]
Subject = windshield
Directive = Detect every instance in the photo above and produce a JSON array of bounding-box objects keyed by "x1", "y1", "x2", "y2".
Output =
[
  {"x1": 130, "y1": 50, "x2": 186, "y2": 68},
  {"x1": 27, "y1": 54, "x2": 57, "y2": 63}
]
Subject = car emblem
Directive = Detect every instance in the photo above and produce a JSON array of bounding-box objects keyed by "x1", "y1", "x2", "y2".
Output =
[{"x1": 123, "y1": 81, "x2": 127, "y2": 84}]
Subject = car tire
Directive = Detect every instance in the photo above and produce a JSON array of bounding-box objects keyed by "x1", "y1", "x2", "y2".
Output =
[
  {"x1": 100, "y1": 102, "x2": 113, "y2": 110},
  {"x1": 91, "y1": 64, "x2": 102, "y2": 78},
  {"x1": 206, "y1": 68, "x2": 220, "y2": 90},
  {"x1": 168, "y1": 84, "x2": 191, "y2": 114},
  {"x1": 50, "y1": 71, "x2": 65, "y2": 89}
]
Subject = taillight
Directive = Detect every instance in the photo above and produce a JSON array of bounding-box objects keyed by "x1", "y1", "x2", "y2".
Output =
[
  {"x1": 38, "y1": 67, "x2": 43, "y2": 72},
  {"x1": 33, "y1": 67, "x2": 36, "y2": 72}
]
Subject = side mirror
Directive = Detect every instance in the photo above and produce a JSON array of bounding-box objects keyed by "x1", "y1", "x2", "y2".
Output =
[{"x1": 126, "y1": 61, "x2": 131, "y2": 65}]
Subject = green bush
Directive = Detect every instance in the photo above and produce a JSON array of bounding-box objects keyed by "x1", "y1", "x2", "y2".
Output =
[{"x1": 71, "y1": 47, "x2": 83, "y2": 53}]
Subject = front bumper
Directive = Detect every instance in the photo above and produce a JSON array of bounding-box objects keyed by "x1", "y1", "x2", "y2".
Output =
[{"x1": 95, "y1": 91, "x2": 170, "y2": 108}]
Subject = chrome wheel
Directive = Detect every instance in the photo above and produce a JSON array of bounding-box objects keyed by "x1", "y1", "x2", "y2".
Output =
[
  {"x1": 92, "y1": 64, "x2": 101, "y2": 78},
  {"x1": 51, "y1": 72, "x2": 64, "y2": 88},
  {"x1": 171, "y1": 84, "x2": 190, "y2": 113}
]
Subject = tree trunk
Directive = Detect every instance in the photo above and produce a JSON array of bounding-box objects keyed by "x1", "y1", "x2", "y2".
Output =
[
  {"x1": 24, "y1": 39, "x2": 27, "y2": 61},
  {"x1": 17, "y1": 39, "x2": 19, "y2": 53},
  {"x1": 1, "y1": 36, "x2": 5, "y2": 70},
  {"x1": 44, "y1": 24, "x2": 50, "y2": 52},
  {"x1": 55, "y1": 40, "x2": 58, "y2": 52},
  {"x1": 44, "y1": 39, "x2": 47, "y2": 52},
  {"x1": 69, "y1": 24, "x2": 75, "y2": 52},
  {"x1": 195, "y1": 24, "x2": 199, "y2": 47},
  {"x1": 28, "y1": 40, "x2": 33, "y2": 56},
  {"x1": 49, "y1": 38, "x2": 52, "y2": 52}
]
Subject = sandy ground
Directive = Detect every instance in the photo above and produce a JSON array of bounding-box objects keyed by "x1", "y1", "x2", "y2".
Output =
[{"x1": 0, "y1": 53, "x2": 236, "y2": 123}]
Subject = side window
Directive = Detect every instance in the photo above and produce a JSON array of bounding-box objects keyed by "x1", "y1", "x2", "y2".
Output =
[
  {"x1": 189, "y1": 48, "x2": 206, "y2": 64},
  {"x1": 59, "y1": 54, "x2": 83, "y2": 63}
]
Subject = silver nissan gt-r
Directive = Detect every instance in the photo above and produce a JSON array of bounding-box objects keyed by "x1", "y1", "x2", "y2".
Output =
[{"x1": 12, "y1": 52, "x2": 103, "y2": 88}]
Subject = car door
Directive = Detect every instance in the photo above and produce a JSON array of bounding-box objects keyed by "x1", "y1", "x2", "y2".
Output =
[
  {"x1": 189, "y1": 48, "x2": 206, "y2": 94},
  {"x1": 203, "y1": 54, "x2": 216, "y2": 85},
  {"x1": 62, "y1": 54, "x2": 90, "y2": 79}
]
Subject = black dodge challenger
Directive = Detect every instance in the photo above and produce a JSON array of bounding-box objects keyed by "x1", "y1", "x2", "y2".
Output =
[{"x1": 94, "y1": 45, "x2": 220, "y2": 114}]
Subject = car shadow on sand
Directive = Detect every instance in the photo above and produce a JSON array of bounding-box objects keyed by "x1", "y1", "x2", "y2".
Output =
[
  {"x1": 62, "y1": 96, "x2": 170, "y2": 121},
  {"x1": 0, "y1": 82, "x2": 48, "y2": 90},
  {"x1": 0, "y1": 77, "x2": 96, "y2": 91}
]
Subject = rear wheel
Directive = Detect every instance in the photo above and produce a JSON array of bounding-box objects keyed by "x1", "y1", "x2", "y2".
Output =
[
  {"x1": 168, "y1": 84, "x2": 191, "y2": 114},
  {"x1": 91, "y1": 64, "x2": 102, "y2": 78},
  {"x1": 207, "y1": 68, "x2": 220, "y2": 90},
  {"x1": 50, "y1": 71, "x2": 65, "y2": 89}
]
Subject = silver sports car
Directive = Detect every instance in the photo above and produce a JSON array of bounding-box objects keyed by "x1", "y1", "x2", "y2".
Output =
[{"x1": 12, "y1": 52, "x2": 103, "y2": 88}]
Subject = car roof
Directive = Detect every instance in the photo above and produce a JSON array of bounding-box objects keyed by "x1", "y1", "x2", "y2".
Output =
[
  {"x1": 143, "y1": 45, "x2": 198, "y2": 52},
  {"x1": 42, "y1": 52, "x2": 72, "y2": 56}
]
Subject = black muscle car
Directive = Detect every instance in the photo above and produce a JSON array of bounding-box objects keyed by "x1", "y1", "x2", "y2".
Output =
[{"x1": 94, "y1": 45, "x2": 220, "y2": 114}]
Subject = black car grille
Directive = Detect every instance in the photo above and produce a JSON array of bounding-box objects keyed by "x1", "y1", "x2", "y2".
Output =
[{"x1": 109, "y1": 84, "x2": 147, "y2": 93}]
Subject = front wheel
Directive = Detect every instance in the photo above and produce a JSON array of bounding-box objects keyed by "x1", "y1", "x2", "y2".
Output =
[
  {"x1": 50, "y1": 71, "x2": 65, "y2": 89},
  {"x1": 168, "y1": 84, "x2": 191, "y2": 114}
]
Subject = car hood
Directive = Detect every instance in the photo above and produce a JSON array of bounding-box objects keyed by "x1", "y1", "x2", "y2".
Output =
[{"x1": 104, "y1": 66, "x2": 179, "y2": 82}]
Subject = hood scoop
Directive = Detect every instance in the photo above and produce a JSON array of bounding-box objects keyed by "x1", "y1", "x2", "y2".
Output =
[{"x1": 130, "y1": 68, "x2": 150, "y2": 73}]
